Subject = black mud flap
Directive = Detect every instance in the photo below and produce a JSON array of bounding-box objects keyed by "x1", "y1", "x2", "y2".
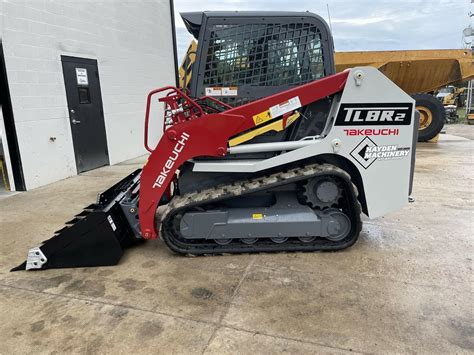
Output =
[{"x1": 12, "y1": 169, "x2": 143, "y2": 271}]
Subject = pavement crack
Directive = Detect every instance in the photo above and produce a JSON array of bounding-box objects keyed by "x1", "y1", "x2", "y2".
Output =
[{"x1": 202, "y1": 254, "x2": 257, "y2": 354}]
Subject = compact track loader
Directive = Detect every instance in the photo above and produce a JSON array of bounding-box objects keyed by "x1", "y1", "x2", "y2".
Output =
[{"x1": 14, "y1": 12, "x2": 418, "y2": 271}]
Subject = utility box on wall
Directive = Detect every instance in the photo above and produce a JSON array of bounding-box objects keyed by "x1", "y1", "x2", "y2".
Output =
[{"x1": 0, "y1": 0, "x2": 176, "y2": 190}]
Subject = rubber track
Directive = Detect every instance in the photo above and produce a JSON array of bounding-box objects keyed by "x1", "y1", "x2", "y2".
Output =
[{"x1": 158, "y1": 163, "x2": 362, "y2": 255}]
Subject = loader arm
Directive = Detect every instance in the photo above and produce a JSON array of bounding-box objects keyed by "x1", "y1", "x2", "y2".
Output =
[{"x1": 139, "y1": 70, "x2": 349, "y2": 239}]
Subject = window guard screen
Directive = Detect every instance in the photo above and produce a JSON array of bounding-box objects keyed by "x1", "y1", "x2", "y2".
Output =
[{"x1": 203, "y1": 22, "x2": 326, "y2": 89}]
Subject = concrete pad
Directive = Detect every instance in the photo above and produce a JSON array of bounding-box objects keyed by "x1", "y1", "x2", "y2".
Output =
[
  {"x1": 221, "y1": 266, "x2": 472, "y2": 353},
  {"x1": 1, "y1": 127, "x2": 473, "y2": 353},
  {"x1": 79, "y1": 155, "x2": 146, "y2": 177},
  {"x1": 445, "y1": 124, "x2": 474, "y2": 140},
  {"x1": 2, "y1": 245, "x2": 252, "y2": 323},
  {"x1": 0, "y1": 285, "x2": 215, "y2": 354},
  {"x1": 438, "y1": 133, "x2": 470, "y2": 142}
]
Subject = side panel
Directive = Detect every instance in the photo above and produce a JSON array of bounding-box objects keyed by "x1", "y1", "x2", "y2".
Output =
[
  {"x1": 334, "y1": 68, "x2": 415, "y2": 218},
  {"x1": 192, "y1": 67, "x2": 416, "y2": 218}
]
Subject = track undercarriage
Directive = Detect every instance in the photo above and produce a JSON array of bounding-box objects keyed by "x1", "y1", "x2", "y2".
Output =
[{"x1": 160, "y1": 163, "x2": 362, "y2": 255}]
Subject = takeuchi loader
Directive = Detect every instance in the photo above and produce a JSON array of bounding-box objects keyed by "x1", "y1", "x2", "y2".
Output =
[{"x1": 14, "y1": 12, "x2": 418, "y2": 271}]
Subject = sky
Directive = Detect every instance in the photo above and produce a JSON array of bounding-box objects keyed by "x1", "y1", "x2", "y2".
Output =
[{"x1": 173, "y1": 0, "x2": 473, "y2": 61}]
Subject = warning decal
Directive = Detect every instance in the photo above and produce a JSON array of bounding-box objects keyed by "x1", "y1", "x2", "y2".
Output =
[
  {"x1": 269, "y1": 96, "x2": 301, "y2": 118},
  {"x1": 205, "y1": 87, "x2": 238, "y2": 97},
  {"x1": 205, "y1": 87, "x2": 222, "y2": 96},
  {"x1": 222, "y1": 87, "x2": 238, "y2": 96}
]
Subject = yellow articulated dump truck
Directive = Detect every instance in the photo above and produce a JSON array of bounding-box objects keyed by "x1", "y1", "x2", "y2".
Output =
[{"x1": 335, "y1": 49, "x2": 474, "y2": 141}]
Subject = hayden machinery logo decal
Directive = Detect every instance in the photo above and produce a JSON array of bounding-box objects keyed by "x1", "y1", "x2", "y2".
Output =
[
  {"x1": 335, "y1": 103, "x2": 412, "y2": 126},
  {"x1": 350, "y1": 137, "x2": 410, "y2": 169},
  {"x1": 153, "y1": 132, "x2": 190, "y2": 188}
]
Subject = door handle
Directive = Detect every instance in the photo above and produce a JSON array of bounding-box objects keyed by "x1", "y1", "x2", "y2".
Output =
[{"x1": 70, "y1": 109, "x2": 81, "y2": 124}]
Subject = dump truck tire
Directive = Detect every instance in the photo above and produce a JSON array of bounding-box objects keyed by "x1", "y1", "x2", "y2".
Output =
[{"x1": 412, "y1": 93, "x2": 445, "y2": 142}]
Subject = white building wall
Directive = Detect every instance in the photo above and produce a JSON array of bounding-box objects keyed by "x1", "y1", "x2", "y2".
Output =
[
  {"x1": 0, "y1": 1, "x2": 3, "y2": 37},
  {"x1": 0, "y1": 0, "x2": 175, "y2": 189}
]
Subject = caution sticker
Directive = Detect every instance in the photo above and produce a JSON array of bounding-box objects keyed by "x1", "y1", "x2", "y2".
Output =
[
  {"x1": 252, "y1": 110, "x2": 272, "y2": 126},
  {"x1": 205, "y1": 87, "x2": 222, "y2": 96},
  {"x1": 222, "y1": 87, "x2": 238, "y2": 96},
  {"x1": 269, "y1": 96, "x2": 301, "y2": 119},
  {"x1": 205, "y1": 86, "x2": 238, "y2": 97}
]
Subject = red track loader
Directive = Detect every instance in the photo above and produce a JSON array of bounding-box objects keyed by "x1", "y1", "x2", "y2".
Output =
[{"x1": 14, "y1": 12, "x2": 418, "y2": 270}]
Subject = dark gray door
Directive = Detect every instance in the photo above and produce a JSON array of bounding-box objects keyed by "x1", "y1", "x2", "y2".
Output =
[{"x1": 61, "y1": 56, "x2": 109, "y2": 173}]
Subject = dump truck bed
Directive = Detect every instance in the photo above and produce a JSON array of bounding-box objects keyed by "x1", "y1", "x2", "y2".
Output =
[{"x1": 335, "y1": 49, "x2": 474, "y2": 94}]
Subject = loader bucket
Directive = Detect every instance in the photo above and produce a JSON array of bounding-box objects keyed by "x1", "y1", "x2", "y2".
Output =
[{"x1": 12, "y1": 169, "x2": 143, "y2": 271}]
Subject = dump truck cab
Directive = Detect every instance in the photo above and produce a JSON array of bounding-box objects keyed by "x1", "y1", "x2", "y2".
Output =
[{"x1": 436, "y1": 85, "x2": 464, "y2": 106}]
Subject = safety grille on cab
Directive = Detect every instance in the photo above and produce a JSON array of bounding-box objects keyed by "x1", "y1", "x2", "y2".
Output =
[{"x1": 203, "y1": 22, "x2": 326, "y2": 105}]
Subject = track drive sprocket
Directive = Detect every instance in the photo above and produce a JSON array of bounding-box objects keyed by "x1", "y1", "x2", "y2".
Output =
[{"x1": 300, "y1": 176, "x2": 342, "y2": 209}]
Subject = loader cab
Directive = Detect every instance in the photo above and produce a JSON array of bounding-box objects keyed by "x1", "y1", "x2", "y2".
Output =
[
  {"x1": 181, "y1": 11, "x2": 336, "y2": 106},
  {"x1": 179, "y1": 11, "x2": 337, "y2": 157}
]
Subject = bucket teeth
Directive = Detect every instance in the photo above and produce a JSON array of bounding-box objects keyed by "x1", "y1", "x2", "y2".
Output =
[
  {"x1": 75, "y1": 210, "x2": 91, "y2": 218},
  {"x1": 54, "y1": 209, "x2": 90, "y2": 233},
  {"x1": 54, "y1": 226, "x2": 69, "y2": 234},
  {"x1": 65, "y1": 217, "x2": 80, "y2": 225}
]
